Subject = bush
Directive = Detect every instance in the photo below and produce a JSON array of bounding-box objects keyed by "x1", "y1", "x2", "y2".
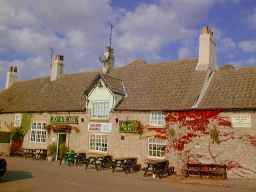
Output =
[
  {"x1": 59, "y1": 144, "x2": 68, "y2": 160},
  {"x1": 10, "y1": 128, "x2": 24, "y2": 140},
  {"x1": 47, "y1": 143, "x2": 57, "y2": 156}
]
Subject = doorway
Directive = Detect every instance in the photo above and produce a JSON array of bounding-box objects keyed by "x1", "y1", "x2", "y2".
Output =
[{"x1": 56, "y1": 133, "x2": 67, "y2": 160}]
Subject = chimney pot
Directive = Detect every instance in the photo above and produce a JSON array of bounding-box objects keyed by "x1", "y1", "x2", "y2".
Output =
[
  {"x1": 5, "y1": 65, "x2": 18, "y2": 89},
  {"x1": 50, "y1": 54, "x2": 64, "y2": 81},
  {"x1": 196, "y1": 26, "x2": 217, "y2": 71}
]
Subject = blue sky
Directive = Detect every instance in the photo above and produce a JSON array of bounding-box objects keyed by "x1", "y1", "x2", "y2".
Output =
[{"x1": 1, "y1": 0, "x2": 256, "y2": 88}]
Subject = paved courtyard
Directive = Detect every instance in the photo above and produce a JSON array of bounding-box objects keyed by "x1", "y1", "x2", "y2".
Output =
[{"x1": 0, "y1": 157, "x2": 256, "y2": 192}]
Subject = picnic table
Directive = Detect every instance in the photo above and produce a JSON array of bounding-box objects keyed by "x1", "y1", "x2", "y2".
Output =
[
  {"x1": 24, "y1": 149, "x2": 47, "y2": 160},
  {"x1": 144, "y1": 159, "x2": 174, "y2": 179},
  {"x1": 185, "y1": 163, "x2": 227, "y2": 178},
  {"x1": 112, "y1": 157, "x2": 140, "y2": 173},
  {"x1": 85, "y1": 153, "x2": 112, "y2": 170}
]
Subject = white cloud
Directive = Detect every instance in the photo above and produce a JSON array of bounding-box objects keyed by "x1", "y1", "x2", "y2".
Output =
[
  {"x1": 0, "y1": 0, "x2": 241, "y2": 88},
  {"x1": 222, "y1": 37, "x2": 236, "y2": 49},
  {"x1": 239, "y1": 40, "x2": 256, "y2": 52}
]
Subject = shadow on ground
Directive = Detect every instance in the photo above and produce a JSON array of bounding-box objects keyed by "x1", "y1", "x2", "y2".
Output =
[{"x1": 0, "y1": 170, "x2": 32, "y2": 183}]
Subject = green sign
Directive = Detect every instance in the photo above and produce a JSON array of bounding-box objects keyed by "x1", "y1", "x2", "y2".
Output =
[
  {"x1": 119, "y1": 120, "x2": 140, "y2": 133},
  {"x1": 50, "y1": 116, "x2": 79, "y2": 124}
]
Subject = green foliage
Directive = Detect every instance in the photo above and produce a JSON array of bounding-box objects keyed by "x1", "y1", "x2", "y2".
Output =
[
  {"x1": 59, "y1": 144, "x2": 68, "y2": 159},
  {"x1": 210, "y1": 126, "x2": 220, "y2": 144},
  {"x1": 47, "y1": 143, "x2": 57, "y2": 156},
  {"x1": 10, "y1": 128, "x2": 24, "y2": 140},
  {"x1": 20, "y1": 113, "x2": 32, "y2": 136},
  {"x1": 168, "y1": 127, "x2": 176, "y2": 138}
]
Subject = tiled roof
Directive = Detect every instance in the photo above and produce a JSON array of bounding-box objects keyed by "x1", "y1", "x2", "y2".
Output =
[
  {"x1": 1, "y1": 58, "x2": 256, "y2": 113},
  {"x1": 199, "y1": 66, "x2": 256, "y2": 109},
  {"x1": 0, "y1": 71, "x2": 97, "y2": 113},
  {"x1": 111, "y1": 59, "x2": 207, "y2": 111}
]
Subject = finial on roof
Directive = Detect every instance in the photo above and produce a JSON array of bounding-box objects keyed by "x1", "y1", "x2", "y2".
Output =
[{"x1": 99, "y1": 23, "x2": 115, "y2": 74}]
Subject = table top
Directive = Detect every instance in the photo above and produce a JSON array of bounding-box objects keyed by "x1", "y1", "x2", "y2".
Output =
[
  {"x1": 114, "y1": 157, "x2": 137, "y2": 161},
  {"x1": 145, "y1": 159, "x2": 168, "y2": 165},
  {"x1": 87, "y1": 153, "x2": 110, "y2": 158}
]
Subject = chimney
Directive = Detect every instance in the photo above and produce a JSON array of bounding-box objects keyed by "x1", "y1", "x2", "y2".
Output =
[
  {"x1": 196, "y1": 26, "x2": 217, "y2": 71},
  {"x1": 50, "y1": 55, "x2": 64, "y2": 81},
  {"x1": 100, "y1": 47, "x2": 114, "y2": 74},
  {"x1": 5, "y1": 66, "x2": 18, "y2": 89}
]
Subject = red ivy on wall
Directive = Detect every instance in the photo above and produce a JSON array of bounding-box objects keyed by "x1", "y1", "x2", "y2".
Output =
[{"x1": 165, "y1": 110, "x2": 232, "y2": 151}]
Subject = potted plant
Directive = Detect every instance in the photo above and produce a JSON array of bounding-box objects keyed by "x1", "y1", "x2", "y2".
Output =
[
  {"x1": 58, "y1": 144, "x2": 68, "y2": 165},
  {"x1": 47, "y1": 143, "x2": 57, "y2": 161}
]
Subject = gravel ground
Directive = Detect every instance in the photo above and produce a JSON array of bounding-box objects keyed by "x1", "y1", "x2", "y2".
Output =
[{"x1": 0, "y1": 157, "x2": 256, "y2": 192}]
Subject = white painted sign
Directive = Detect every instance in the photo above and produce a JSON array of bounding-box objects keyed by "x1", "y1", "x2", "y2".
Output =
[
  {"x1": 231, "y1": 114, "x2": 251, "y2": 128},
  {"x1": 88, "y1": 122, "x2": 112, "y2": 133}
]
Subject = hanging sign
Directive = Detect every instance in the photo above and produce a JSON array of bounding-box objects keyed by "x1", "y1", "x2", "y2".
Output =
[
  {"x1": 119, "y1": 120, "x2": 140, "y2": 133},
  {"x1": 88, "y1": 122, "x2": 112, "y2": 133},
  {"x1": 231, "y1": 114, "x2": 251, "y2": 128},
  {"x1": 50, "y1": 116, "x2": 79, "y2": 124}
]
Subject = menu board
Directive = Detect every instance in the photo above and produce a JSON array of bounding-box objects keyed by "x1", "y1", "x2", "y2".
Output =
[
  {"x1": 231, "y1": 114, "x2": 251, "y2": 128},
  {"x1": 88, "y1": 122, "x2": 112, "y2": 133}
]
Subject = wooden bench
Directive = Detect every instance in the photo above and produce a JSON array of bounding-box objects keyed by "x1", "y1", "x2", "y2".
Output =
[
  {"x1": 144, "y1": 159, "x2": 174, "y2": 179},
  {"x1": 185, "y1": 163, "x2": 227, "y2": 179},
  {"x1": 112, "y1": 157, "x2": 140, "y2": 173}
]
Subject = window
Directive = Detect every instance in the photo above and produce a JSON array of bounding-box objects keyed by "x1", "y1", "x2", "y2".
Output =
[
  {"x1": 150, "y1": 112, "x2": 165, "y2": 127},
  {"x1": 91, "y1": 101, "x2": 110, "y2": 118},
  {"x1": 148, "y1": 137, "x2": 167, "y2": 158},
  {"x1": 30, "y1": 122, "x2": 47, "y2": 143},
  {"x1": 89, "y1": 134, "x2": 108, "y2": 152},
  {"x1": 14, "y1": 114, "x2": 22, "y2": 127}
]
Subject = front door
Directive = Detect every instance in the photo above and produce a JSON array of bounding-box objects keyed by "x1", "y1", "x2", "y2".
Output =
[{"x1": 56, "y1": 133, "x2": 67, "y2": 160}]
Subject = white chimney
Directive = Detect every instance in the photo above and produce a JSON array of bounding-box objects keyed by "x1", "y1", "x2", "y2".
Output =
[
  {"x1": 50, "y1": 55, "x2": 64, "y2": 81},
  {"x1": 5, "y1": 66, "x2": 18, "y2": 89},
  {"x1": 196, "y1": 26, "x2": 217, "y2": 71}
]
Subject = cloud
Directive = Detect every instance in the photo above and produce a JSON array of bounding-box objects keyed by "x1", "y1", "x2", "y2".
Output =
[
  {"x1": 222, "y1": 37, "x2": 236, "y2": 49},
  {"x1": 239, "y1": 40, "x2": 256, "y2": 52},
  {"x1": 0, "y1": 0, "x2": 242, "y2": 88}
]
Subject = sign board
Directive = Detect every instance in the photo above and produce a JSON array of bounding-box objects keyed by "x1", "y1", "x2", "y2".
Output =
[
  {"x1": 119, "y1": 120, "x2": 140, "y2": 133},
  {"x1": 88, "y1": 122, "x2": 112, "y2": 133},
  {"x1": 50, "y1": 116, "x2": 79, "y2": 124},
  {"x1": 231, "y1": 114, "x2": 251, "y2": 128}
]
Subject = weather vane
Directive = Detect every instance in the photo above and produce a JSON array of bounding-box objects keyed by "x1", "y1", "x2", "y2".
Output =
[{"x1": 108, "y1": 22, "x2": 114, "y2": 48}]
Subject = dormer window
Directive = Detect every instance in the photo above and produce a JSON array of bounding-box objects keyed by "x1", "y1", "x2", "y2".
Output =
[
  {"x1": 91, "y1": 101, "x2": 110, "y2": 118},
  {"x1": 149, "y1": 112, "x2": 165, "y2": 127}
]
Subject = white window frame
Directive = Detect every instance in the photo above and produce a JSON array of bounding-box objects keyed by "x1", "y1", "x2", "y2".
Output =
[
  {"x1": 91, "y1": 101, "x2": 110, "y2": 119},
  {"x1": 149, "y1": 112, "x2": 165, "y2": 127},
  {"x1": 14, "y1": 113, "x2": 22, "y2": 128},
  {"x1": 89, "y1": 133, "x2": 108, "y2": 153},
  {"x1": 148, "y1": 137, "x2": 167, "y2": 158},
  {"x1": 30, "y1": 121, "x2": 48, "y2": 143}
]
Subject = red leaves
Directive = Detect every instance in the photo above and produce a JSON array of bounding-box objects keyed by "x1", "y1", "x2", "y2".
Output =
[{"x1": 165, "y1": 110, "x2": 231, "y2": 151}]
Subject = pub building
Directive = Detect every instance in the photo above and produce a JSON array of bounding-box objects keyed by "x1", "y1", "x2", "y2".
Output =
[{"x1": 0, "y1": 26, "x2": 256, "y2": 178}]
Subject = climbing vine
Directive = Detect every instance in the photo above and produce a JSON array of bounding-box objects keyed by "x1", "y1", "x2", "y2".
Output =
[{"x1": 165, "y1": 110, "x2": 231, "y2": 152}]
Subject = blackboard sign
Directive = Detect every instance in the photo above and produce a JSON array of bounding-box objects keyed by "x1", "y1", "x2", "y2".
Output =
[{"x1": 0, "y1": 132, "x2": 11, "y2": 143}]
